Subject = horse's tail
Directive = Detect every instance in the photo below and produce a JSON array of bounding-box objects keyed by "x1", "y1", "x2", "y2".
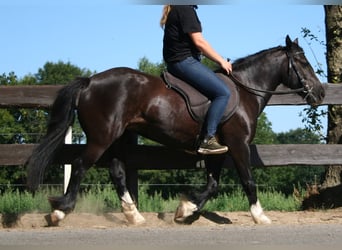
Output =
[{"x1": 26, "y1": 77, "x2": 90, "y2": 191}]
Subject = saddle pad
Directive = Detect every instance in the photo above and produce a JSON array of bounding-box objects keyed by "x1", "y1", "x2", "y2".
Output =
[{"x1": 162, "y1": 71, "x2": 239, "y2": 123}]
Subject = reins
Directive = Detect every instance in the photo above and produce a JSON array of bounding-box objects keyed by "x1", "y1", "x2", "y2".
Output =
[
  {"x1": 228, "y1": 73, "x2": 305, "y2": 95},
  {"x1": 227, "y1": 51, "x2": 307, "y2": 96}
]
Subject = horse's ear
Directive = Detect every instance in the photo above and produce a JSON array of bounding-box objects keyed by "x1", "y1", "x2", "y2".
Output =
[
  {"x1": 293, "y1": 38, "x2": 299, "y2": 45},
  {"x1": 285, "y1": 35, "x2": 292, "y2": 48}
]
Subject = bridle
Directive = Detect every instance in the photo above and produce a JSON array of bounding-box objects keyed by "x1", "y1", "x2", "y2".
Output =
[
  {"x1": 286, "y1": 51, "x2": 314, "y2": 101},
  {"x1": 229, "y1": 50, "x2": 313, "y2": 99}
]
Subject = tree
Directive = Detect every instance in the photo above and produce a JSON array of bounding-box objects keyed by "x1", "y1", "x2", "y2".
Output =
[
  {"x1": 0, "y1": 72, "x2": 18, "y2": 86},
  {"x1": 36, "y1": 61, "x2": 92, "y2": 85},
  {"x1": 321, "y1": 6, "x2": 342, "y2": 189},
  {"x1": 138, "y1": 57, "x2": 165, "y2": 76},
  {"x1": 0, "y1": 62, "x2": 93, "y2": 187},
  {"x1": 276, "y1": 128, "x2": 321, "y2": 144},
  {"x1": 302, "y1": 6, "x2": 342, "y2": 209},
  {"x1": 252, "y1": 113, "x2": 276, "y2": 144}
]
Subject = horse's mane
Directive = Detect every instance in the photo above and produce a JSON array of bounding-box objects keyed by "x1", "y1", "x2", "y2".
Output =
[{"x1": 232, "y1": 46, "x2": 284, "y2": 71}]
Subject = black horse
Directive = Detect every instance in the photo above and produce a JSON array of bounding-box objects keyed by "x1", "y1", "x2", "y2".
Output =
[{"x1": 27, "y1": 36, "x2": 325, "y2": 225}]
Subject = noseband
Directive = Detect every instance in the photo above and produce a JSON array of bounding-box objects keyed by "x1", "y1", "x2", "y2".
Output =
[
  {"x1": 286, "y1": 51, "x2": 314, "y2": 101},
  {"x1": 229, "y1": 50, "x2": 312, "y2": 97}
]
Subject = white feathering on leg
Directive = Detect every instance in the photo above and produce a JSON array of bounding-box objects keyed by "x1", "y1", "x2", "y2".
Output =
[
  {"x1": 250, "y1": 200, "x2": 272, "y2": 224},
  {"x1": 121, "y1": 201, "x2": 146, "y2": 224},
  {"x1": 121, "y1": 191, "x2": 134, "y2": 204},
  {"x1": 120, "y1": 191, "x2": 145, "y2": 224},
  {"x1": 174, "y1": 198, "x2": 198, "y2": 222},
  {"x1": 52, "y1": 210, "x2": 65, "y2": 220}
]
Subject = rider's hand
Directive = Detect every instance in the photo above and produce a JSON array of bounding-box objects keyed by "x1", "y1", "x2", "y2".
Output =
[{"x1": 220, "y1": 59, "x2": 232, "y2": 75}]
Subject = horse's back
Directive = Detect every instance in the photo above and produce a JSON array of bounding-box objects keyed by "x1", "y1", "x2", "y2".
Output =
[
  {"x1": 90, "y1": 67, "x2": 161, "y2": 86},
  {"x1": 78, "y1": 67, "x2": 167, "y2": 117}
]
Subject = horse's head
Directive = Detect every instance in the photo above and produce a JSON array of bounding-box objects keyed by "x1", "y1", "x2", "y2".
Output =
[{"x1": 283, "y1": 35, "x2": 325, "y2": 106}]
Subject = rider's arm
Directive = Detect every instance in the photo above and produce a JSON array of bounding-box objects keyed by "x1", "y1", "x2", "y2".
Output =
[{"x1": 189, "y1": 32, "x2": 232, "y2": 74}]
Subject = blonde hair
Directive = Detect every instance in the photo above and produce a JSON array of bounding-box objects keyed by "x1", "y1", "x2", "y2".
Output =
[{"x1": 160, "y1": 5, "x2": 171, "y2": 29}]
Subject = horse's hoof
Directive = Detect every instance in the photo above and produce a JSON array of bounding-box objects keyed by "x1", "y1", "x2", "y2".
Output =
[
  {"x1": 174, "y1": 200, "x2": 198, "y2": 223},
  {"x1": 121, "y1": 201, "x2": 146, "y2": 225},
  {"x1": 250, "y1": 200, "x2": 272, "y2": 224},
  {"x1": 253, "y1": 213, "x2": 272, "y2": 224},
  {"x1": 45, "y1": 210, "x2": 66, "y2": 227}
]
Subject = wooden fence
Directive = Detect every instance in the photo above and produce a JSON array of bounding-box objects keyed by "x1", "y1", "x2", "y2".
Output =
[{"x1": 1, "y1": 83, "x2": 342, "y2": 199}]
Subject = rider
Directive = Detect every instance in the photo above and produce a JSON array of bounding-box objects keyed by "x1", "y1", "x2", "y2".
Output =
[{"x1": 160, "y1": 5, "x2": 232, "y2": 155}]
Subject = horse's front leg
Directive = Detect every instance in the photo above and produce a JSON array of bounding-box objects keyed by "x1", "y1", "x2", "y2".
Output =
[
  {"x1": 231, "y1": 143, "x2": 271, "y2": 224},
  {"x1": 174, "y1": 155, "x2": 224, "y2": 222},
  {"x1": 108, "y1": 158, "x2": 145, "y2": 224}
]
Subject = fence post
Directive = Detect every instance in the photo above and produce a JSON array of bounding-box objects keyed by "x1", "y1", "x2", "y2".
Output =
[{"x1": 64, "y1": 126, "x2": 72, "y2": 194}]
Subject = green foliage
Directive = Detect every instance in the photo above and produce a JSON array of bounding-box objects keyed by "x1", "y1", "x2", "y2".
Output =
[
  {"x1": 205, "y1": 187, "x2": 301, "y2": 212},
  {"x1": 36, "y1": 61, "x2": 92, "y2": 85},
  {"x1": 0, "y1": 186, "x2": 301, "y2": 215},
  {"x1": 0, "y1": 166, "x2": 26, "y2": 187},
  {"x1": 0, "y1": 109, "x2": 24, "y2": 143},
  {"x1": 300, "y1": 107, "x2": 327, "y2": 140},
  {"x1": 301, "y1": 27, "x2": 326, "y2": 78},
  {"x1": 257, "y1": 188, "x2": 301, "y2": 211},
  {"x1": 252, "y1": 112, "x2": 276, "y2": 144},
  {"x1": 276, "y1": 127, "x2": 321, "y2": 144},
  {"x1": 252, "y1": 128, "x2": 324, "y2": 195},
  {"x1": 139, "y1": 169, "x2": 206, "y2": 199},
  {"x1": 206, "y1": 189, "x2": 248, "y2": 211},
  {"x1": 0, "y1": 62, "x2": 92, "y2": 186},
  {"x1": 300, "y1": 27, "x2": 327, "y2": 140},
  {"x1": 81, "y1": 168, "x2": 111, "y2": 186},
  {"x1": 0, "y1": 187, "x2": 51, "y2": 214},
  {"x1": 76, "y1": 185, "x2": 120, "y2": 213},
  {"x1": 138, "y1": 57, "x2": 166, "y2": 76},
  {"x1": 201, "y1": 57, "x2": 220, "y2": 70},
  {"x1": 0, "y1": 72, "x2": 18, "y2": 85}
]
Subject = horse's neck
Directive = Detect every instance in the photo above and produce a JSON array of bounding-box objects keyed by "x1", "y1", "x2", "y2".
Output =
[
  {"x1": 234, "y1": 48, "x2": 286, "y2": 113},
  {"x1": 235, "y1": 49, "x2": 285, "y2": 91}
]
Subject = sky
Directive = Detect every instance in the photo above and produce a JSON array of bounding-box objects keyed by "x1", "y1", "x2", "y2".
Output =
[{"x1": 1, "y1": 0, "x2": 331, "y2": 134}]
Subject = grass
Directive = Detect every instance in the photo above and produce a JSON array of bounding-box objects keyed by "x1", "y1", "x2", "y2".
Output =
[
  {"x1": 0, "y1": 185, "x2": 303, "y2": 215},
  {"x1": 0, "y1": 188, "x2": 51, "y2": 214}
]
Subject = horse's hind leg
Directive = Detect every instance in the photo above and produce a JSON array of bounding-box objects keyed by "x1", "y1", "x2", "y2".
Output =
[
  {"x1": 108, "y1": 158, "x2": 145, "y2": 224},
  {"x1": 174, "y1": 155, "x2": 224, "y2": 223},
  {"x1": 47, "y1": 143, "x2": 108, "y2": 225}
]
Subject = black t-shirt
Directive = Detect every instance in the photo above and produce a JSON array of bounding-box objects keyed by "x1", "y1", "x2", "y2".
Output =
[{"x1": 163, "y1": 5, "x2": 202, "y2": 63}]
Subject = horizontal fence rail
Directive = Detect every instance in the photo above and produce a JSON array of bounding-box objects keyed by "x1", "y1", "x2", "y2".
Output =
[
  {"x1": 1, "y1": 83, "x2": 342, "y2": 108},
  {"x1": 1, "y1": 144, "x2": 342, "y2": 167},
  {"x1": 0, "y1": 83, "x2": 342, "y2": 169}
]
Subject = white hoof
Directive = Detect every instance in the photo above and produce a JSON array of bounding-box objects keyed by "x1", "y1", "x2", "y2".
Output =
[
  {"x1": 53, "y1": 209, "x2": 66, "y2": 220},
  {"x1": 250, "y1": 200, "x2": 272, "y2": 224},
  {"x1": 121, "y1": 201, "x2": 146, "y2": 225},
  {"x1": 174, "y1": 199, "x2": 198, "y2": 222},
  {"x1": 47, "y1": 210, "x2": 66, "y2": 226}
]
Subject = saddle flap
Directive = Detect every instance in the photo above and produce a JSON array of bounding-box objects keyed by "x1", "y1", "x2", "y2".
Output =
[
  {"x1": 163, "y1": 71, "x2": 210, "y2": 107},
  {"x1": 162, "y1": 71, "x2": 239, "y2": 123}
]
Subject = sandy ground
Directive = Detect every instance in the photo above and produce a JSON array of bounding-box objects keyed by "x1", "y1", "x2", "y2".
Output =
[{"x1": 1, "y1": 209, "x2": 342, "y2": 230}]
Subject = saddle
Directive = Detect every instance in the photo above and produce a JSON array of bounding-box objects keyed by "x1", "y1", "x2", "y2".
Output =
[{"x1": 162, "y1": 71, "x2": 239, "y2": 124}]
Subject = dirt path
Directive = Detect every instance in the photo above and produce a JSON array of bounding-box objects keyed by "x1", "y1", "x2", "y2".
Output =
[
  {"x1": 1, "y1": 209, "x2": 342, "y2": 230},
  {"x1": 1, "y1": 210, "x2": 342, "y2": 249}
]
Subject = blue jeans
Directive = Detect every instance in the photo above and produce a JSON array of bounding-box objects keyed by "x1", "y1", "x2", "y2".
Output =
[{"x1": 167, "y1": 56, "x2": 230, "y2": 137}]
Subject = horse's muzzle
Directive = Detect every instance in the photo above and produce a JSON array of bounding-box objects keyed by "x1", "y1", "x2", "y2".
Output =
[{"x1": 307, "y1": 84, "x2": 325, "y2": 107}]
